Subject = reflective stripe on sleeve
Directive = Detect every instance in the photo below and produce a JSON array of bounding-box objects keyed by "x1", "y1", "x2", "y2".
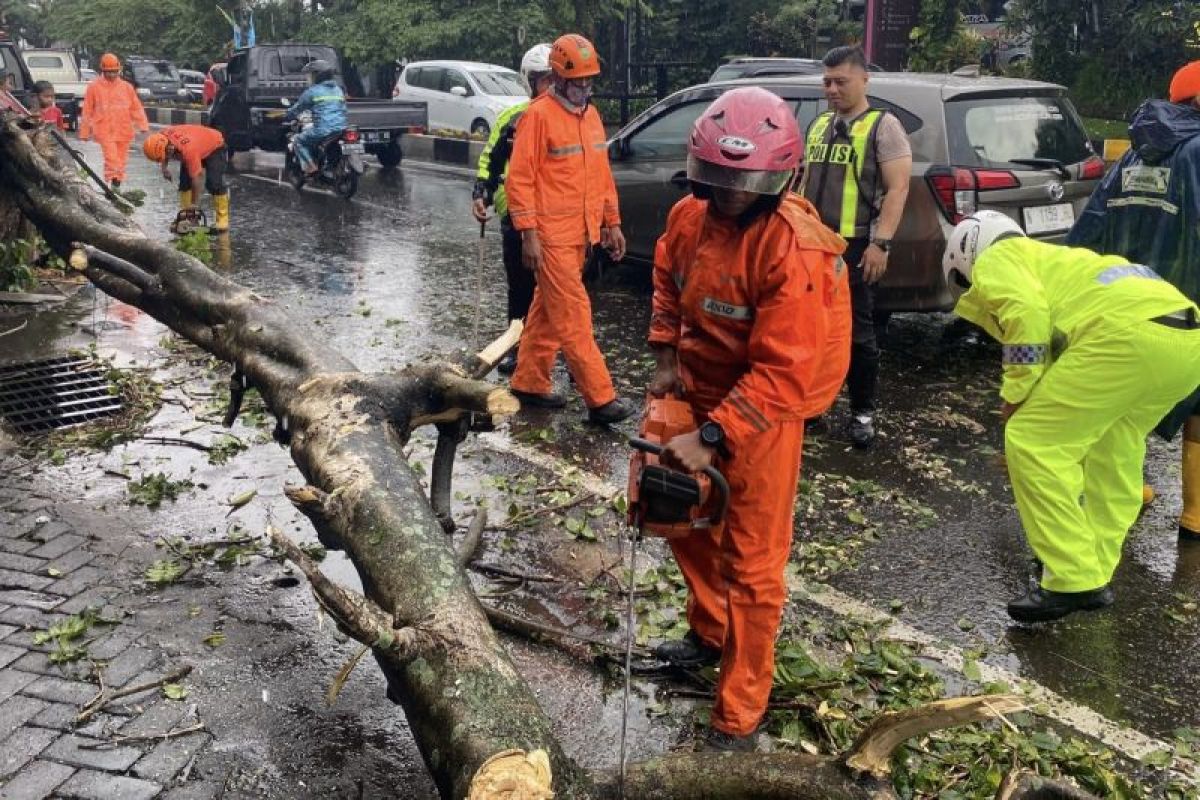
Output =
[{"x1": 1002, "y1": 344, "x2": 1048, "y2": 365}]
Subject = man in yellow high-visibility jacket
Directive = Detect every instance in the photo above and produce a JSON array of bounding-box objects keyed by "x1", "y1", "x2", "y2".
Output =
[{"x1": 944, "y1": 211, "x2": 1200, "y2": 622}]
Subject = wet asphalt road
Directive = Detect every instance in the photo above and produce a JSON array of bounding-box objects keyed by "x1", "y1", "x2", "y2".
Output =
[{"x1": 3, "y1": 135, "x2": 1197, "y2": 786}]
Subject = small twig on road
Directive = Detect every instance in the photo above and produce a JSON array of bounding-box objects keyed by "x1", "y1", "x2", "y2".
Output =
[
  {"x1": 0, "y1": 320, "x2": 28, "y2": 338},
  {"x1": 78, "y1": 664, "x2": 193, "y2": 724},
  {"x1": 469, "y1": 563, "x2": 560, "y2": 583},
  {"x1": 503, "y1": 491, "x2": 596, "y2": 528},
  {"x1": 481, "y1": 604, "x2": 650, "y2": 658},
  {"x1": 139, "y1": 436, "x2": 213, "y2": 452},
  {"x1": 102, "y1": 469, "x2": 131, "y2": 480},
  {"x1": 78, "y1": 722, "x2": 207, "y2": 749}
]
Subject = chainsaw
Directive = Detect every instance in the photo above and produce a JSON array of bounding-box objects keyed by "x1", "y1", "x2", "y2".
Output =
[
  {"x1": 627, "y1": 397, "x2": 730, "y2": 538},
  {"x1": 618, "y1": 397, "x2": 731, "y2": 794},
  {"x1": 170, "y1": 206, "x2": 208, "y2": 235}
]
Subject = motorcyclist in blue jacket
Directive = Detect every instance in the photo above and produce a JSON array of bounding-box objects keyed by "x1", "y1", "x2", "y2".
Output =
[{"x1": 285, "y1": 60, "x2": 348, "y2": 176}]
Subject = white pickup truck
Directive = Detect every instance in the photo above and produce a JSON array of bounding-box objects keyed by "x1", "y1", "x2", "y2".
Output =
[{"x1": 22, "y1": 49, "x2": 89, "y2": 130}]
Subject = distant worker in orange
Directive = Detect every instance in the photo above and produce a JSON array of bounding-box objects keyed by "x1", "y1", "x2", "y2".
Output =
[
  {"x1": 79, "y1": 53, "x2": 149, "y2": 188},
  {"x1": 647, "y1": 87, "x2": 848, "y2": 750},
  {"x1": 143, "y1": 125, "x2": 231, "y2": 233},
  {"x1": 505, "y1": 33, "x2": 634, "y2": 425}
]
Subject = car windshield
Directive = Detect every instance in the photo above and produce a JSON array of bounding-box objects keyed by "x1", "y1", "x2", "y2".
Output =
[
  {"x1": 470, "y1": 70, "x2": 526, "y2": 96},
  {"x1": 709, "y1": 65, "x2": 747, "y2": 82},
  {"x1": 945, "y1": 95, "x2": 1093, "y2": 168},
  {"x1": 133, "y1": 62, "x2": 180, "y2": 82}
]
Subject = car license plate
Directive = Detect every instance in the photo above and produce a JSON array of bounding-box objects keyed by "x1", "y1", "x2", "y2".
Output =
[
  {"x1": 343, "y1": 142, "x2": 364, "y2": 153},
  {"x1": 1022, "y1": 203, "x2": 1075, "y2": 235}
]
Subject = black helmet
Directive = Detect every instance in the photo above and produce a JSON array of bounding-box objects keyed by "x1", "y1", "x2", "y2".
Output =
[{"x1": 303, "y1": 59, "x2": 337, "y2": 84}]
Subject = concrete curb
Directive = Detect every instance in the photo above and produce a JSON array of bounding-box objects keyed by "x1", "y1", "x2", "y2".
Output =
[
  {"x1": 144, "y1": 105, "x2": 209, "y2": 126},
  {"x1": 402, "y1": 134, "x2": 485, "y2": 167}
]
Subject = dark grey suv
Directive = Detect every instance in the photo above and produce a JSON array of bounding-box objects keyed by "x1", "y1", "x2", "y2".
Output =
[{"x1": 606, "y1": 73, "x2": 1104, "y2": 312}]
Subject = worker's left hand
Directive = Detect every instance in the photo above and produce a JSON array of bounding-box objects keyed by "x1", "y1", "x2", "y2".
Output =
[
  {"x1": 661, "y1": 430, "x2": 715, "y2": 473},
  {"x1": 861, "y1": 243, "x2": 889, "y2": 285},
  {"x1": 601, "y1": 226, "x2": 626, "y2": 262},
  {"x1": 1001, "y1": 401, "x2": 1022, "y2": 422}
]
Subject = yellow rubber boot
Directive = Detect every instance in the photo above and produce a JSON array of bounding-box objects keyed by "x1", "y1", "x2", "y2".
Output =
[
  {"x1": 178, "y1": 189, "x2": 194, "y2": 208},
  {"x1": 212, "y1": 193, "x2": 230, "y2": 233},
  {"x1": 1181, "y1": 440, "x2": 1200, "y2": 541}
]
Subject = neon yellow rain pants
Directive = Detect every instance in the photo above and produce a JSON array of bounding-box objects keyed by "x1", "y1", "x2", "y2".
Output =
[{"x1": 1005, "y1": 318, "x2": 1200, "y2": 592}]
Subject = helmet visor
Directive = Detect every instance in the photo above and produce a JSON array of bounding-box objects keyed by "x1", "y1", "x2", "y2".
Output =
[{"x1": 686, "y1": 155, "x2": 793, "y2": 195}]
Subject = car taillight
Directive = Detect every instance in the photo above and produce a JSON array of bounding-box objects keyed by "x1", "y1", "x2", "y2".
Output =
[
  {"x1": 343, "y1": 129, "x2": 359, "y2": 143},
  {"x1": 926, "y1": 166, "x2": 1018, "y2": 223},
  {"x1": 1080, "y1": 155, "x2": 1105, "y2": 180},
  {"x1": 411, "y1": 126, "x2": 425, "y2": 135}
]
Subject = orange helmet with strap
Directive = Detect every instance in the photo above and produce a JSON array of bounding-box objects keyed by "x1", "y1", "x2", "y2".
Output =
[
  {"x1": 99, "y1": 53, "x2": 121, "y2": 72},
  {"x1": 143, "y1": 133, "x2": 169, "y2": 163},
  {"x1": 549, "y1": 34, "x2": 600, "y2": 79}
]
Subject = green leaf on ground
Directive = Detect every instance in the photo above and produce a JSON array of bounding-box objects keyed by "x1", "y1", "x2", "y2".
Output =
[
  {"x1": 162, "y1": 683, "x2": 189, "y2": 700},
  {"x1": 202, "y1": 631, "x2": 226, "y2": 648},
  {"x1": 145, "y1": 559, "x2": 187, "y2": 586},
  {"x1": 127, "y1": 473, "x2": 194, "y2": 509}
]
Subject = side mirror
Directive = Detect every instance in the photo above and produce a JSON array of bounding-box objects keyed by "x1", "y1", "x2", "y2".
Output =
[
  {"x1": 450, "y1": 85, "x2": 468, "y2": 97},
  {"x1": 608, "y1": 139, "x2": 622, "y2": 160}
]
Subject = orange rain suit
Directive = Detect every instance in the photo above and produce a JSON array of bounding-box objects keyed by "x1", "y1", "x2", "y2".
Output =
[
  {"x1": 506, "y1": 90, "x2": 621, "y2": 408},
  {"x1": 650, "y1": 193, "x2": 848, "y2": 736},
  {"x1": 79, "y1": 77, "x2": 149, "y2": 183}
]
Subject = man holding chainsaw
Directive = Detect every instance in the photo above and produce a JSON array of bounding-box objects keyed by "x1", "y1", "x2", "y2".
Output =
[
  {"x1": 143, "y1": 125, "x2": 230, "y2": 233},
  {"x1": 643, "y1": 86, "x2": 849, "y2": 750}
]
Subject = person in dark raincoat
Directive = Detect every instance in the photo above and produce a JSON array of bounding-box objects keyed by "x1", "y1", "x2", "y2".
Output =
[{"x1": 1068, "y1": 60, "x2": 1200, "y2": 543}]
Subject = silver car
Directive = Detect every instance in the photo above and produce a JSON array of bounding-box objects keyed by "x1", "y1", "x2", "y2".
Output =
[{"x1": 605, "y1": 73, "x2": 1104, "y2": 312}]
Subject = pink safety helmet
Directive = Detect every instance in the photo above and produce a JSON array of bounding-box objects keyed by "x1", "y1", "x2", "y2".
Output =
[{"x1": 687, "y1": 86, "x2": 802, "y2": 195}]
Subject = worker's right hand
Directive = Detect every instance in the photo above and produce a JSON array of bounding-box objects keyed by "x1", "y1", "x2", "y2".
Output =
[
  {"x1": 471, "y1": 198, "x2": 488, "y2": 223},
  {"x1": 521, "y1": 230, "x2": 542, "y2": 273},
  {"x1": 648, "y1": 365, "x2": 683, "y2": 398}
]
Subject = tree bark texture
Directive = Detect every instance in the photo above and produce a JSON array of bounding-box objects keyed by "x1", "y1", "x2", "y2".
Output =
[{"x1": 0, "y1": 115, "x2": 1101, "y2": 800}]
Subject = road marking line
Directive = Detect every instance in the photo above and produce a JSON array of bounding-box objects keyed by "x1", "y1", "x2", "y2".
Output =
[{"x1": 476, "y1": 432, "x2": 1197, "y2": 778}]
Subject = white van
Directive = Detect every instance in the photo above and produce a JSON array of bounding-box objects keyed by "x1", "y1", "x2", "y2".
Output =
[{"x1": 392, "y1": 60, "x2": 527, "y2": 137}]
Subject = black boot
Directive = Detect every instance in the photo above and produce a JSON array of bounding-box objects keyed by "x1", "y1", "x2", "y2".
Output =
[
  {"x1": 848, "y1": 413, "x2": 876, "y2": 449},
  {"x1": 1007, "y1": 585, "x2": 1114, "y2": 623},
  {"x1": 1181, "y1": 525, "x2": 1200, "y2": 543},
  {"x1": 496, "y1": 351, "x2": 517, "y2": 376},
  {"x1": 511, "y1": 389, "x2": 568, "y2": 409},
  {"x1": 587, "y1": 397, "x2": 635, "y2": 425},
  {"x1": 653, "y1": 630, "x2": 720, "y2": 668},
  {"x1": 699, "y1": 727, "x2": 761, "y2": 753}
]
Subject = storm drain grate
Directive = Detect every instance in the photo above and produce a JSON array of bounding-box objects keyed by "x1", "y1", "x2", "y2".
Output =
[{"x1": 0, "y1": 356, "x2": 124, "y2": 434}]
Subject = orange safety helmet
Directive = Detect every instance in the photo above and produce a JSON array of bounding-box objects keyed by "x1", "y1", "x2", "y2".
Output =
[
  {"x1": 1169, "y1": 61, "x2": 1200, "y2": 104},
  {"x1": 99, "y1": 53, "x2": 121, "y2": 72},
  {"x1": 549, "y1": 34, "x2": 600, "y2": 79},
  {"x1": 143, "y1": 133, "x2": 169, "y2": 163}
]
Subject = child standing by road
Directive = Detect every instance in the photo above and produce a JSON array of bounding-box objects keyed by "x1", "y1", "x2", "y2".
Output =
[{"x1": 32, "y1": 81, "x2": 65, "y2": 130}]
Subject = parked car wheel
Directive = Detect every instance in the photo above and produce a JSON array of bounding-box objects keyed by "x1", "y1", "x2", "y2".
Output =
[
  {"x1": 377, "y1": 140, "x2": 403, "y2": 169},
  {"x1": 470, "y1": 118, "x2": 490, "y2": 137}
]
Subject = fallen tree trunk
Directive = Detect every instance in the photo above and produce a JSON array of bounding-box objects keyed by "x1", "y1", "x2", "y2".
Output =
[{"x1": 0, "y1": 115, "x2": 1100, "y2": 800}]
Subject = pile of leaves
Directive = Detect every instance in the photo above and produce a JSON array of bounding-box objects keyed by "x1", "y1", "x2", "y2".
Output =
[
  {"x1": 757, "y1": 620, "x2": 1198, "y2": 799},
  {"x1": 127, "y1": 472, "x2": 195, "y2": 509},
  {"x1": 33, "y1": 606, "x2": 119, "y2": 664}
]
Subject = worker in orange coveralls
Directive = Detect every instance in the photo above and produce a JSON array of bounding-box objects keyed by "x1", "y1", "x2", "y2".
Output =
[
  {"x1": 79, "y1": 53, "x2": 149, "y2": 187},
  {"x1": 142, "y1": 125, "x2": 231, "y2": 233},
  {"x1": 646, "y1": 86, "x2": 849, "y2": 751},
  {"x1": 505, "y1": 33, "x2": 634, "y2": 425}
]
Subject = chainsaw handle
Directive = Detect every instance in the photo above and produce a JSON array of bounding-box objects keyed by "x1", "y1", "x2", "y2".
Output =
[{"x1": 628, "y1": 437, "x2": 730, "y2": 526}]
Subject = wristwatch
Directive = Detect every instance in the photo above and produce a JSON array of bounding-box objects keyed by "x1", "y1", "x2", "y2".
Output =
[
  {"x1": 699, "y1": 421, "x2": 728, "y2": 457},
  {"x1": 870, "y1": 237, "x2": 892, "y2": 252}
]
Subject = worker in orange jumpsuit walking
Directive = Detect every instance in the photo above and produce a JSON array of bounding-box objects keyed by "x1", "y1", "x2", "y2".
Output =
[
  {"x1": 79, "y1": 53, "x2": 149, "y2": 187},
  {"x1": 505, "y1": 33, "x2": 634, "y2": 425},
  {"x1": 647, "y1": 87, "x2": 849, "y2": 750},
  {"x1": 142, "y1": 125, "x2": 231, "y2": 233}
]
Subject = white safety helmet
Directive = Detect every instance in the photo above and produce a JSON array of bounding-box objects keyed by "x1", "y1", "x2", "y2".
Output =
[
  {"x1": 942, "y1": 210, "x2": 1026, "y2": 295},
  {"x1": 520, "y1": 43, "x2": 553, "y2": 83}
]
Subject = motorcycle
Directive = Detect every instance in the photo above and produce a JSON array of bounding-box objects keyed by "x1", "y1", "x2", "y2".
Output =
[{"x1": 282, "y1": 112, "x2": 364, "y2": 200}]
